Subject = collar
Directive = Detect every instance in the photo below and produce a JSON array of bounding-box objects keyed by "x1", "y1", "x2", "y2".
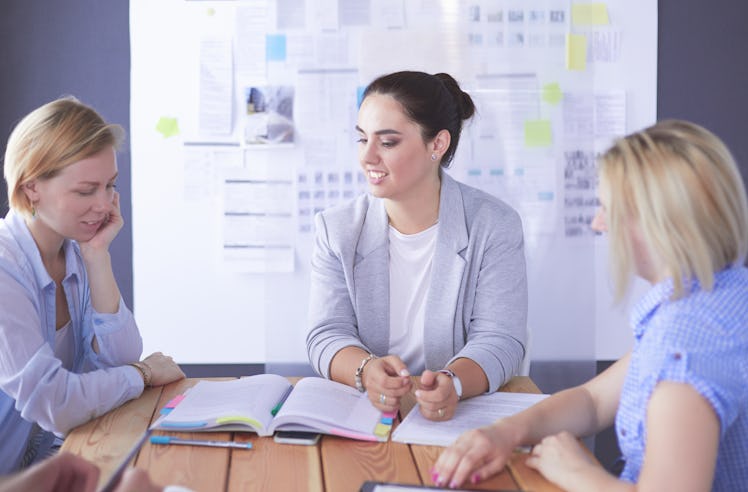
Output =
[{"x1": 5, "y1": 209, "x2": 81, "y2": 289}]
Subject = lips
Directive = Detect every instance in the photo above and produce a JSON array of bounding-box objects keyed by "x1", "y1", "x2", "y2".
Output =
[{"x1": 367, "y1": 169, "x2": 388, "y2": 184}]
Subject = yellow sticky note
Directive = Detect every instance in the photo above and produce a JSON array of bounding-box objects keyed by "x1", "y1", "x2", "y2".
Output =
[
  {"x1": 524, "y1": 120, "x2": 552, "y2": 148},
  {"x1": 374, "y1": 422, "x2": 391, "y2": 437},
  {"x1": 542, "y1": 83, "x2": 563, "y2": 105},
  {"x1": 571, "y1": 3, "x2": 610, "y2": 25},
  {"x1": 156, "y1": 117, "x2": 180, "y2": 138},
  {"x1": 566, "y1": 34, "x2": 587, "y2": 71}
]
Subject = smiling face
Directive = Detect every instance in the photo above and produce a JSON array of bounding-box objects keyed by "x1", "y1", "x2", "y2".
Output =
[
  {"x1": 356, "y1": 93, "x2": 442, "y2": 202},
  {"x1": 25, "y1": 147, "x2": 118, "y2": 244}
]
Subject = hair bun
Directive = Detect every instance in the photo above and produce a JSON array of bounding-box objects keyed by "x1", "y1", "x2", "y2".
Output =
[{"x1": 434, "y1": 73, "x2": 475, "y2": 120}]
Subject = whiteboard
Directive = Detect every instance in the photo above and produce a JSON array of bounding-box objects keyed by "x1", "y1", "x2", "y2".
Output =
[{"x1": 130, "y1": 0, "x2": 657, "y2": 364}]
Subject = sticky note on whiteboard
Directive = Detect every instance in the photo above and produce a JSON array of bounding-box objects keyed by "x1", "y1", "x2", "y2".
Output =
[
  {"x1": 156, "y1": 117, "x2": 180, "y2": 138},
  {"x1": 542, "y1": 83, "x2": 563, "y2": 105},
  {"x1": 266, "y1": 34, "x2": 287, "y2": 61},
  {"x1": 566, "y1": 34, "x2": 587, "y2": 71},
  {"x1": 571, "y1": 3, "x2": 610, "y2": 25},
  {"x1": 524, "y1": 120, "x2": 553, "y2": 148}
]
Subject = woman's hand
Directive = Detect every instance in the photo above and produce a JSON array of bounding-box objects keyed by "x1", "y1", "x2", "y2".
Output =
[
  {"x1": 362, "y1": 355, "x2": 412, "y2": 412},
  {"x1": 79, "y1": 191, "x2": 124, "y2": 257},
  {"x1": 141, "y1": 352, "x2": 185, "y2": 387},
  {"x1": 415, "y1": 370, "x2": 458, "y2": 421},
  {"x1": 525, "y1": 431, "x2": 596, "y2": 490},
  {"x1": 432, "y1": 421, "x2": 517, "y2": 488}
]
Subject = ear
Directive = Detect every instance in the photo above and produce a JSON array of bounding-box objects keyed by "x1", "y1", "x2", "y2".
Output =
[
  {"x1": 430, "y1": 129, "x2": 451, "y2": 159},
  {"x1": 22, "y1": 180, "x2": 40, "y2": 203}
]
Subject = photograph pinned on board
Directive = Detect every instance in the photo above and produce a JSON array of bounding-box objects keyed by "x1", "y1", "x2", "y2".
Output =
[{"x1": 244, "y1": 86, "x2": 294, "y2": 144}]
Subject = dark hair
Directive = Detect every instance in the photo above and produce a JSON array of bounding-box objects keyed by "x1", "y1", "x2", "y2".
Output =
[{"x1": 362, "y1": 71, "x2": 475, "y2": 167}]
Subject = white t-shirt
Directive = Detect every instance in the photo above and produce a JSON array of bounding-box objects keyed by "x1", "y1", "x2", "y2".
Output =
[
  {"x1": 54, "y1": 320, "x2": 75, "y2": 371},
  {"x1": 388, "y1": 222, "x2": 439, "y2": 374}
]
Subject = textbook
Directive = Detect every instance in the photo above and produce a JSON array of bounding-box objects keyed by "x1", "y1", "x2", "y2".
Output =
[
  {"x1": 392, "y1": 392, "x2": 548, "y2": 447},
  {"x1": 151, "y1": 374, "x2": 393, "y2": 442}
]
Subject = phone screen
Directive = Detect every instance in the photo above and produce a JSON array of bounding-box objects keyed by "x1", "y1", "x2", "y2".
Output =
[{"x1": 273, "y1": 430, "x2": 321, "y2": 445}]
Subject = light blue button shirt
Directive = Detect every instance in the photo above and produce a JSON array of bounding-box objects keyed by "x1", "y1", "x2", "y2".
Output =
[
  {"x1": 616, "y1": 266, "x2": 748, "y2": 490},
  {"x1": 0, "y1": 210, "x2": 144, "y2": 473}
]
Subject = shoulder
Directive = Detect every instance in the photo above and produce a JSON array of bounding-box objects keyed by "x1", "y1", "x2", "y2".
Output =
[
  {"x1": 315, "y1": 193, "x2": 375, "y2": 240},
  {"x1": 0, "y1": 217, "x2": 31, "y2": 276}
]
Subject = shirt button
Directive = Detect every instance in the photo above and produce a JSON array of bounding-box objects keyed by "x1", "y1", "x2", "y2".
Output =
[
  {"x1": 672, "y1": 352, "x2": 682, "y2": 360},
  {"x1": 621, "y1": 429, "x2": 627, "y2": 437}
]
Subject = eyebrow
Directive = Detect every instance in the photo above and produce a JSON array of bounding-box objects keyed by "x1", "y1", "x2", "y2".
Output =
[
  {"x1": 77, "y1": 173, "x2": 119, "y2": 186},
  {"x1": 355, "y1": 125, "x2": 402, "y2": 136}
]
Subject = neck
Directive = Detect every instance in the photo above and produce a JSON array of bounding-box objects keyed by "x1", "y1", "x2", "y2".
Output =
[
  {"x1": 385, "y1": 175, "x2": 441, "y2": 234},
  {"x1": 25, "y1": 217, "x2": 66, "y2": 273}
]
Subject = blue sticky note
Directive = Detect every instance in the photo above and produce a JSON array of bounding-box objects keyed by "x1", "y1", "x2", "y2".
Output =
[{"x1": 266, "y1": 34, "x2": 287, "y2": 61}]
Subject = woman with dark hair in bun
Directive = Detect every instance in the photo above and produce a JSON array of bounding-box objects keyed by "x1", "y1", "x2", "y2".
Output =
[{"x1": 306, "y1": 71, "x2": 527, "y2": 421}]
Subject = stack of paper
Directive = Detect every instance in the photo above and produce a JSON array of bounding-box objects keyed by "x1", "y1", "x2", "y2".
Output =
[{"x1": 392, "y1": 392, "x2": 548, "y2": 447}]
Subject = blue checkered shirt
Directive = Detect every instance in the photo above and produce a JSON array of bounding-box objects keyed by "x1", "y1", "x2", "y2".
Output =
[{"x1": 615, "y1": 266, "x2": 748, "y2": 490}]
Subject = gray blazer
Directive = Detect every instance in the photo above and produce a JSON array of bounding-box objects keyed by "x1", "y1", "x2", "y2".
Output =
[{"x1": 306, "y1": 172, "x2": 528, "y2": 392}]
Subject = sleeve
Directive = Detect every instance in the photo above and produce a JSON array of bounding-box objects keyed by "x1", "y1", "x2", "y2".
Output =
[
  {"x1": 306, "y1": 212, "x2": 367, "y2": 378},
  {"x1": 80, "y1": 296, "x2": 143, "y2": 370},
  {"x1": 0, "y1": 267, "x2": 144, "y2": 435},
  {"x1": 653, "y1": 314, "x2": 745, "y2": 436},
  {"x1": 450, "y1": 207, "x2": 528, "y2": 392}
]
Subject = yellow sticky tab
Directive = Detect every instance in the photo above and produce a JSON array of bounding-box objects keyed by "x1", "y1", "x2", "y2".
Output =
[
  {"x1": 566, "y1": 34, "x2": 587, "y2": 71},
  {"x1": 571, "y1": 3, "x2": 609, "y2": 25},
  {"x1": 215, "y1": 416, "x2": 263, "y2": 429},
  {"x1": 542, "y1": 83, "x2": 563, "y2": 105},
  {"x1": 156, "y1": 117, "x2": 180, "y2": 138},
  {"x1": 524, "y1": 120, "x2": 552, "y2": 148},
  {"x1": 374, "y1": 423, "x2": 391, "y2": 437}
]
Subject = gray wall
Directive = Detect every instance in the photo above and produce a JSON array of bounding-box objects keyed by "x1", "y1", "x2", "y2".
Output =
[
  {"x1": 1, "y1": 0, "x2": 747, "y2": 318},
  {"x1": 0, "y1": 0, "x2": 133, "y2": 308}
]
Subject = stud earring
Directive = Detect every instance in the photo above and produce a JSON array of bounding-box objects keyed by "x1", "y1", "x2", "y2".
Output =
[{"x1": 431, "y1": 154, "x2": 437, "y2": 161}]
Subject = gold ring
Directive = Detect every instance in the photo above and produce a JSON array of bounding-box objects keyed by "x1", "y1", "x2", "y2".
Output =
[
  {"x1": 437, "y1": 408, "x2": 445, "y2": 418},
  {"x1": 379, "y1": 393, "x2": 387, "y2": 405}
]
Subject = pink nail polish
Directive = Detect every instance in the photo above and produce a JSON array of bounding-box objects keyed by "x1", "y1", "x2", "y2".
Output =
[
  {"x1": 471, "y1": 473, "x2": 480, "y2": 484},
  {"x1": 449, "y1": 481, "x2": 458, "y2": 489}
]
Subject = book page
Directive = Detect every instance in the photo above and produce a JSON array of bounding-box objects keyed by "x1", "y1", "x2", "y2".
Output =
[
  {"x1": 392, "y1": 392, "x2": 549, "y2": 447},
  {"x1": 271, "y1": 377, "x2": 382, "y2": 437},
  {"x1": 154, "y1": 374, "x2": 291, "y2": 434}
]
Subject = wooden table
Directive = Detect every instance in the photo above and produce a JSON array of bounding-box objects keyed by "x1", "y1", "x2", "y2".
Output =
[{"x1": 62, "y1": 376, "x2": 563, "y2": 492}]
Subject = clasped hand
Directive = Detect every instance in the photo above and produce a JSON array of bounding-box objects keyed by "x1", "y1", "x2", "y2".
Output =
[{"x1": 363, "y1": 356, "x2": 459, "y2": 420}]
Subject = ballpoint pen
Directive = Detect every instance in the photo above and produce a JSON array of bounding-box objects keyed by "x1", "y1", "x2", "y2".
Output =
[{"x1": 150, "y1": 435, "x2": 253, "y2": 450}]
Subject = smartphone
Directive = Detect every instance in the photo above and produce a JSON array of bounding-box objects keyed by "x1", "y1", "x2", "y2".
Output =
[{"x1": 273, "y1": 430, "x2": 321, "y2": 445}]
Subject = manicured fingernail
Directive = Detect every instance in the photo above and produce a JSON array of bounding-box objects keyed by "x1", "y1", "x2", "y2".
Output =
[
  {"x1": 431, "y1": 472, "x2": 438, "y2": 483},
  {"x1": 400, "y1": 368, "x2": 410, "y2": 376},
  {"x1": 449, "y1": 481, "x2": 458, "y2": 489},
  {"x1": 415, "y1": 390, "x2": 422, "y2": 398},
  {"x1": 471, "y1": 473, "x2": 480, "y2": 484}
]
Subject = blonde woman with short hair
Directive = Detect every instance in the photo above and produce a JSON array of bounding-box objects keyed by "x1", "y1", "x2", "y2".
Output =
[
  {"x1": 433, "y1": 120, "x2": 748, "y2": 491},
  {"x1": 0, "y1": 97, "x2": 184, "y2": 473}
]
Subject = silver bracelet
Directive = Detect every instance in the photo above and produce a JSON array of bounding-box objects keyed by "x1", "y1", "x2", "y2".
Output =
[{"x1": 354, "y1": 353, "x2": 376, "y2": 393}]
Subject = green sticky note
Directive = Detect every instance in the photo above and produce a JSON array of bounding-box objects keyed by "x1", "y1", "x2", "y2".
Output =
[
  {"x1": 571, "y1": 3, "x2": 610, "y2": 26},
  {"x1": 566, "y1": 33, "x2": 587, "y2": 71},
  {"x1": 156, "y1": 117, "x2": 180, "y2": 138},
  {"x1": 542, "y1": 83, "x2": 563, "y2": 105},
  {"x1": 524, "y1": 120, "x2": 552, "y2": 148}
]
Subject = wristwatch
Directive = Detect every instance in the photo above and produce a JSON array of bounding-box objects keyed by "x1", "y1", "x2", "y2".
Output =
[{"x1": 438, "y1": 369, "x2": 463, "y2": 400}]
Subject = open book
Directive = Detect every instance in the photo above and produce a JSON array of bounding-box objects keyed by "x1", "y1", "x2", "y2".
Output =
[
  {"x1": 392, "y1": 392, "x2": 548, "y2": 447},
  {"x1": 151, "y1": 374, "x2": 392, "y2": 442}
]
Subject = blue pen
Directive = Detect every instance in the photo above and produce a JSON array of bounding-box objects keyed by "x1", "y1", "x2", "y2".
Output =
[
  {"x1": 150, "y1": 435, "x2": 252, "y2": 450},
  {"x1": 271, "y1": 385, "x2": 293, "y2": 416}
]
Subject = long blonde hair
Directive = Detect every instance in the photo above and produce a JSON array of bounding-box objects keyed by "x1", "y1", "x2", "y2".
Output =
[
  {"x1": 599, "y1": 119, "x2": 748, "y2": 299},
  {"x1": 3, "y1": 96, "x2": 124, "y2": 217}
]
